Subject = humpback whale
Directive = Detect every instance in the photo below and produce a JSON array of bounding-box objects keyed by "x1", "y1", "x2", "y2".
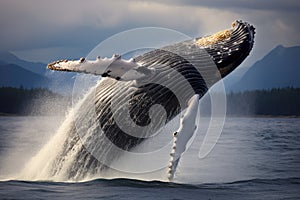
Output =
[{"x1": 44, "y1": 20, "x2": 255, "y2": 180}]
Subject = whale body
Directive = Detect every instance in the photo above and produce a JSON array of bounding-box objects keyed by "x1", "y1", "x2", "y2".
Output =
[{"x1": 41, "y1": 20, "x2": 255, "y2": 180}]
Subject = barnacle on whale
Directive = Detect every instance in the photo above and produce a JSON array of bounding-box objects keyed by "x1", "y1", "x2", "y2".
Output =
[{"x1": 196, "y1": 29, "x2": 231, "y2": 46}]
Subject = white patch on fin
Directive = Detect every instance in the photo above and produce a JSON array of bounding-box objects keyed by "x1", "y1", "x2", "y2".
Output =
[
  {"x1": 47, "y1": 56, "x2": 155, "y2": 81},
  {"x1": 167, "y1": 94, "x2": 199, "y2": 181}
]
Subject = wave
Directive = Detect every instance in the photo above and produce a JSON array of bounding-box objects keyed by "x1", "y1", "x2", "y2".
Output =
[{"x1": 2, "y1": 177, "x2": 300, "y2": 189}]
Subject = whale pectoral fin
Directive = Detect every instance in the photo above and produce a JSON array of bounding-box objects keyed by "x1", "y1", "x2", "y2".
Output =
[
  {"x1": 47, "y1": 55, "x2": 155, "y2": 81},
  {"x1": 167, "y1": 94, "x2": 200, "y2": 181}
]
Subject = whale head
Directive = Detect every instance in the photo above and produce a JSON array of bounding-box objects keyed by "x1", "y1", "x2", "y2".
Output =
[{"x1": 195, "y1": 20, "x2": 255, "y2": 79}]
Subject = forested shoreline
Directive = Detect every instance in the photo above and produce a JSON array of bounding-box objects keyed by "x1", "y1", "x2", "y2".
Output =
[
  {"x1": 0, "y1": 86, "x2": 71, "y2": 115},
  {"x1": 0, "y1": 87, "x2": 299, "y2": 116},
  {"x1": 226, "y1": 87, "x2": 300, "y2": 116}
]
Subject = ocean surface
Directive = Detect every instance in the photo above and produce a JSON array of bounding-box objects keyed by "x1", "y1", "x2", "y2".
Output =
[{"x1": 0, "y1": 116, "x2": 299, "y2": 199}]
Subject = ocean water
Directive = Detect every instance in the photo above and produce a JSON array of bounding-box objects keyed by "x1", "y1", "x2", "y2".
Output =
[{"x1": 0, "y1": 116, "x2": 299, "y2": 199}]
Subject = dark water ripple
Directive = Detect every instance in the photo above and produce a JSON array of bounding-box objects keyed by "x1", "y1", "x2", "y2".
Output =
[{"x1": 1, "y1": 177, "x2": 300, "y2": 200}]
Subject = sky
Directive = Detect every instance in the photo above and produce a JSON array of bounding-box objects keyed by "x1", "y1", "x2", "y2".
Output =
[{"x1": 0, "y1": 0, "x2": 299, "y2": 67}]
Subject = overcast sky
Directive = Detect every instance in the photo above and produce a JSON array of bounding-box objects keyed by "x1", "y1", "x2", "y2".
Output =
[{"x1": 0, "y1": 0, "x2": 299, "y2": 66}]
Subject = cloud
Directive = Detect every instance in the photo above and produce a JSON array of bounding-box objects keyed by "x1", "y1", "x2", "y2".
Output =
[
  {"x1": 0, "y1": 0, "x2": 299, "y2": 65},
  {"x1": 147, "y1": 0, "x2": 300, "y2": 12}
]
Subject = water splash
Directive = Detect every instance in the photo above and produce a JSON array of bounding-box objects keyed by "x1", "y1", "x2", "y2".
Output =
[
  {"x1": 18, "y1": 78, "x2": 177, "y2": 182},
  {"x1": 19, "y1": 83, "x2": 104, "y2": 181}
]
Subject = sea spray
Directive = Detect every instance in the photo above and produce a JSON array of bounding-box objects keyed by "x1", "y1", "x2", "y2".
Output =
[
  {"x1": 19, "y1": 83, "x2": 103, "y2": 181},
  {"x1": 18, "y1": 76, "x2": 175, "y2": 182}
]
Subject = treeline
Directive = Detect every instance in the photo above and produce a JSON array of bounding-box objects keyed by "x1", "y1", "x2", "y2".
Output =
[
  {"x1": 226, "y1": 87, "x2": 300, "y2": 116},
  {"x1": 1, "y1": 86, "x2": 299, "y2": 116},
  {"x1": 0, "y1": 86, "x2": 71, "y2": 115}
]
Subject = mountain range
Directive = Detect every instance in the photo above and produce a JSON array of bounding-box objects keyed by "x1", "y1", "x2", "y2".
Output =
[
  {"x1": 0, "y1": 52, "x2": 75, "y2": 93},
  {"x1": 0, "y1": 63, "x2": 49, "y2": 88},
  {"x1": 229, "y1": 45, "x2": 300, "y2": 91},
  {"x1": 0, "y1": 52, "x2": 47, "y2": 75},
  {"x1": 0, "y1": 45, "x2": 299, "y2": 92}
]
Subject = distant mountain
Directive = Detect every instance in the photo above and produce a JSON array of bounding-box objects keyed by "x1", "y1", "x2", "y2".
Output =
[
  {"x1": 222, "y1": 65, "x2": 249, "y2": 89},
  {"x1": 230, "y1": 45, "x2": 300, "y2": 91},
  {"x1": 0, "y1": 64, "x2": 49, "y2": 88},
  {"x1": 0, "y1": 52, "x2": 75, "y2": 93},
  {"x1": 0, "y1": 52, "x2": 47, "y2": 75}
]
